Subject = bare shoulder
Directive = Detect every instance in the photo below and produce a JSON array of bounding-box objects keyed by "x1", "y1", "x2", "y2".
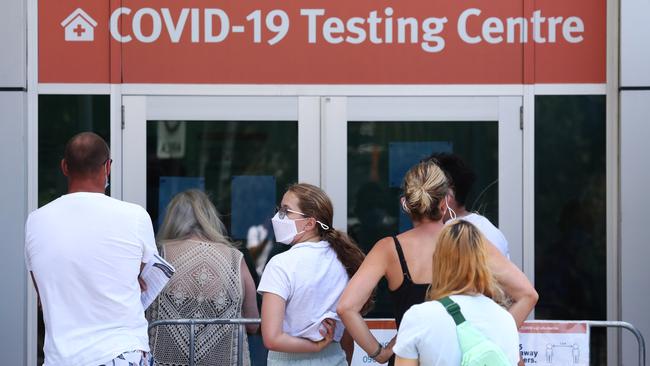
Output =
[{"x1": 370, "y1": 236, "x2": 396, "y2": 253}]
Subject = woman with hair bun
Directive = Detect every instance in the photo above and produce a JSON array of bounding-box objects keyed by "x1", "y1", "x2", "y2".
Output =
[
  {"x1": 258, "y1": 183, "x2": 370, "y2": 365},
  {"x1": 338, "y1": 160, "x2": 537, "y2": 365},
  {"x1": 338, "y1": 160, "x2": 450, "y2": 365}
]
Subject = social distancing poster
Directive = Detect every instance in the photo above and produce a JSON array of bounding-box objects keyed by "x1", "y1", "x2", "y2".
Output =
[
  {"x1": 353, "y1": 320, "x2": 589, "y2": 366},
  {"x1": 519, "y1": 321, "x2": 590, "y2": 366}
]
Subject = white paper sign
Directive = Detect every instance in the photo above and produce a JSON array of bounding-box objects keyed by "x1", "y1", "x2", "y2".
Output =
[
  {"x1": 157, "y1": 121, "x2": 186, "y2": 159},
  {"x1": 351, "y1": 319, "x2": 397, "y2": 366},
  {"x1": 519, "y1": 321, "x2": 590, "y2": 366}
]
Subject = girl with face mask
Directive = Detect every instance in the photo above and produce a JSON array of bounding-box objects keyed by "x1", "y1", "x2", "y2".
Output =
[{"x1": 258, "y1": 183, "x2": 370, "y2": 366}]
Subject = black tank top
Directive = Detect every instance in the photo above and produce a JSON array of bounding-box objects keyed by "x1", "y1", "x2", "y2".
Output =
[{"x1": 388, "y1": 236, "x2": 430, "y2": 327}]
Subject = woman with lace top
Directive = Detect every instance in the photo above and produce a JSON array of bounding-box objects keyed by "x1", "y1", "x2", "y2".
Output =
[
  {"x1": 258, "y1": 183, "x2": 370, "y2": 365},
  {"x1": 147, "y1": 190, "x2": 259, "y2": 366}
]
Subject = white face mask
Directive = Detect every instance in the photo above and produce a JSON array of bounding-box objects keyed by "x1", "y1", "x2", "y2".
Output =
[{"x1": 271, "y1": 212, "x2": 306, "y2": 245}]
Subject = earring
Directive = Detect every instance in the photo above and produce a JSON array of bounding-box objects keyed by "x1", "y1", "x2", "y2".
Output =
[{"x1": 401, "y1": 198, "x2": 410, "y2": 213}]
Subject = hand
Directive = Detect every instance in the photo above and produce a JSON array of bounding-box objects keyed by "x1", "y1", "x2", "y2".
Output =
[
  {"x1": 314, "y1": 318, "x2": 336, "y2": 351},
  {"x1": 138, "y1": 276, "x2": 147, "y2": 292},
  {"x1": 373, "y1": 344, "x2": 394, "y2": 364},
  {"x1": 247, "y1": 225, "x2": 269, "y2": 249}
]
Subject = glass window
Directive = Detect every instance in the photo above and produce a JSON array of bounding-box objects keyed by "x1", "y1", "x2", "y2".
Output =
[
  {"x1": 37, "y1": 94, "x2": 110, "y2": 365},
  {"x1": 38, "y1": 95, "x2": 110, "y2": 206},
  {"x1": 534, "y1": 95, "x2": 606, "y2": 365},
  {"x1": 146, "y1": 120, "x2": 298, "y2": 238},
  {"x1": 348, "y1": 121, "x2": 499, "y2": 317}
]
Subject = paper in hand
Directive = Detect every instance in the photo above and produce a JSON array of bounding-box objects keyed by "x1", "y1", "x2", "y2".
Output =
[{"x1": 140, "y1": 254, "x2": 175, "y2": 310}]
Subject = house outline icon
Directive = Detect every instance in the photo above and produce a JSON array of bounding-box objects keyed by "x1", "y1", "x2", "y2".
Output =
[{"x1": 61, "y1": 8, "x2": 97, "y2": 42}]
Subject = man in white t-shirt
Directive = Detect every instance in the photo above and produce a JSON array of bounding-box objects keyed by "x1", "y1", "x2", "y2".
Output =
[
  {"x1": 25, "y1": 132, "x2": 158, "y2": 366},
  {"x1": 428, "y1": 153, "x2": 510, "y2": 258}
]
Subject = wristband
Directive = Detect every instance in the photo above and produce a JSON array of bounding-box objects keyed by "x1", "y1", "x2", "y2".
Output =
[{"x1": 368, "y1": 342, "x2": 383, "y2": 359}]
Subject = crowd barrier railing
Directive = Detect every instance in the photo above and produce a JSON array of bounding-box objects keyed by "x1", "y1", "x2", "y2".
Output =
[
  {"x1": 149, "y1": 318, "x2": 645, "y2": 366},
  {"x1": 148, "y1": 318, "x2": 261, "y2": 366}
]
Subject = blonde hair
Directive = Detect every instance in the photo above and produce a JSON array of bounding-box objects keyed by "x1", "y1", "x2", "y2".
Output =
[
  {"x1": 426, "y1": 220, "x2": 505, "y2": 304},
  {"x1": 402, "y1": 160, "x2": 449, "y2": 221},
  {"x1": 157, "y1": 189, "x2": 234, "y2": 247}
]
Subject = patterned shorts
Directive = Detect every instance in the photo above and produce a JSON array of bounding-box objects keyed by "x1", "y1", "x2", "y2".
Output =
[{"x1": 99, "y1": 350, "x2": 154, "y2": 366}]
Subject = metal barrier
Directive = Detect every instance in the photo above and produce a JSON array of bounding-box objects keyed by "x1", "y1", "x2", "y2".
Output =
[
  {"x1": 148, "y1": 318, "x2": 645, "y2": 366},
  {"x1": 585, "y1": 321, "x2": 646, "y2": 366},
  {"x1": 148, "y1": 318, "x2": 261, "y2": 366}
]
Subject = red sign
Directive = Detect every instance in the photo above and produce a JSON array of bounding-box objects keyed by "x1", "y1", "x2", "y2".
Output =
[{"x1": 39, "y1": 0, "x2": 606, "y2": 84}]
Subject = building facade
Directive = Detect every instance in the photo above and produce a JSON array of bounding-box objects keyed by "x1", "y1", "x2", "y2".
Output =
[{"x1": 0, "y1": 0, "x2": 648, "y2": 364}]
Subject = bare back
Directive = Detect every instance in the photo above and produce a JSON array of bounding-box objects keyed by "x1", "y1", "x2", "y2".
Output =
[{"x1": 381, "y1": 221, "x2": 444, "y2": 291}]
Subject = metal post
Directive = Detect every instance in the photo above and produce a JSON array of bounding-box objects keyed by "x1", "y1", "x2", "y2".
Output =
[
  {"x1": 189, "y1": 321, "x2": 195, "y2": 366},
  {"x1": 237, "y1": 323, "x2": 245, "y2": 366}
]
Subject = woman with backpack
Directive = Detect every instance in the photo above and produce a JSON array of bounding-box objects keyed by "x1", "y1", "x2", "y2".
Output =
[{"x1": 393, "y1": 219, "x2": 520, "y2": 365}]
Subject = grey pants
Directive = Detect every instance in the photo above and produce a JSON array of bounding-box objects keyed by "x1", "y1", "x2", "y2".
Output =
[{"x1": 267, "y1": 342, "x2": 347, "y2": 366}]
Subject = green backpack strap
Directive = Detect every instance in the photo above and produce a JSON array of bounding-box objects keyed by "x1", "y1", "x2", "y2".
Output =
[{"x1": 438, "y1": 296, "x2": 466, "y2": 325}]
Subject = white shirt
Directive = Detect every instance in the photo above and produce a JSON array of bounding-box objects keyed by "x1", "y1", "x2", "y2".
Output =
[
  {"x1": 393, "y1": 294, "x2": 520, "y2": 365},
  {"x1": 25, "y1": 192, "x2": 158, "y2": 366},
  {"x1": 257, "y1": 240, "x2": 348, "y2": 342},
  {"x1": 459, "y1": 213, "x2": 510, "y2": 258}
]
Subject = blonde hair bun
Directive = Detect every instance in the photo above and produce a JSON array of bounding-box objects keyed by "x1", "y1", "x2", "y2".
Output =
[{"x1": 402, "y1": 161, "x2": 449, "y2": 221}]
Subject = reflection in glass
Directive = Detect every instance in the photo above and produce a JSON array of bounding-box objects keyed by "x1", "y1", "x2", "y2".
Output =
[
  {"x1": 146, "y1": 120, "x2": 298, "y2": 239},
  {"x1": 348, "y1": 121, "x2": 499, "y2": 317},
  {"x1": 535, "y1": 95, "x2": 606, "y2": 365}
]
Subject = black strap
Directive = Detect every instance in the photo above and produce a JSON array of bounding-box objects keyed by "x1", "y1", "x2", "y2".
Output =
[
  {"x1": 438, "y1": 296, "x2": 466, "y2": 325},
  {"x1": 392, "y1": 236, "x2": 413, "y2": 281}
]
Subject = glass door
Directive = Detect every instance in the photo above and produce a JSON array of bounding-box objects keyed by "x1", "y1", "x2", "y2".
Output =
[
  {"x1": 122, "y1": 95, "x2": 321, "y2": 364},
  {"x1": 322, "y1": 96, "x2": 524, "y2": 318}
]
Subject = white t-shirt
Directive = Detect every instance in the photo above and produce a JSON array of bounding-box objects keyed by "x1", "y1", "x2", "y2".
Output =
[
  {"x1": 393, "y1": 294, "x2": 520, "y2": 365},
  {"x1": 460, "y1": 213, "x2": 510, "y2": 258},
  {"x1": 25, "y1": 192, "x2": 158, "y2": 366},
  {"x1": 258, "y1": 240, "x2": 348, "y2": 342}
]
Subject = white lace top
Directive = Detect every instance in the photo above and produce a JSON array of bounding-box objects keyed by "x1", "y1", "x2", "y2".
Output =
[{"x1": 148, "y1": 239, "x2": 250, "y2": 366}]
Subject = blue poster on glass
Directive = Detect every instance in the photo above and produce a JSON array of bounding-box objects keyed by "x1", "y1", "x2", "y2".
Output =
[
  {"x1": 388, "y1": 141, "x2": 453, "y2": 188},
  {"x1": 231, "y1": 175, "x2": 276, "y2": 240},
  {"x1": 389, "y1": 141, "x2": 453, "y2": 232},
  {"x1": 158, "y1": 176, "x2": 206, "y2": 228}
]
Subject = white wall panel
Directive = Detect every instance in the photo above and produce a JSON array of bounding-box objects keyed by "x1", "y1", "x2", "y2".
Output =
[
  {"x1": 620, "y1": 90, "x2": 650, "y2": 364},
  {"x1": 0, "y1": 92, "x2": 27, "y2": 365},
  {"x1": 0, "y1": 0, "x2": 26, "y2": 88},
  {"x1": 621, "y1": 0, "x2": 650, "y2": 86}
]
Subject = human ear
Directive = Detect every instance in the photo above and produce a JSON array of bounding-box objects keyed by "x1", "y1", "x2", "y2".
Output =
[{"x1": 61, "y1": 159, "x2": 69, "y2": 177}]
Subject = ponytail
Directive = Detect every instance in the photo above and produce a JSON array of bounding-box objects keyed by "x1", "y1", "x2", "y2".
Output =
[
  {"x1": 323, "y1": 229, "x2": 374, "y2": 314},
  {"x1": 286, "y1": 183, "x2": 375, "y2": 314}
]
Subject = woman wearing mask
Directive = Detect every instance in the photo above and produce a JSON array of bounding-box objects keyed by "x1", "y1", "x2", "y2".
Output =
[
  {"x1": 258, "y1": 183, "x2": 370, "y2": 365},
  {"x1": 337, "y1": 160, "x2": 537, "y2": 364},
  {"x1": 148, "y1": 190, "x2": 259, "y2": 366},
  {"x1": 393, "y1": 220, "x2": 520, "y2": 365}
]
